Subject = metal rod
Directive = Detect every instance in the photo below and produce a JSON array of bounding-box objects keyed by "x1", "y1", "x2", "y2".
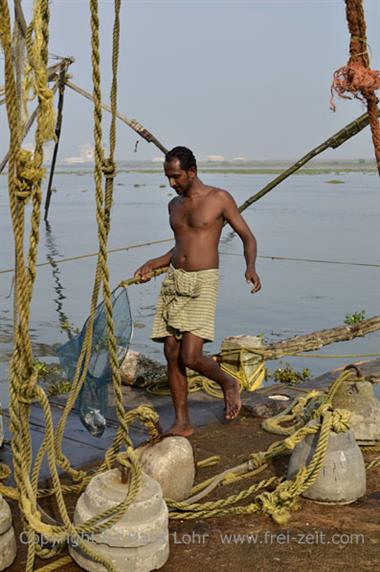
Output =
[{"x1": 44, "y1": 66, "x2": 67, "y2": 220}]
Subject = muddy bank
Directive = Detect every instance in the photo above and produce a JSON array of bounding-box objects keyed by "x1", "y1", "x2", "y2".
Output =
[
  {"x1": 3, "y1": 359, "x2": 380, "y2": 571},
  {"x1": 5, "y1": 414, "x2": 379, "y2": 572}
]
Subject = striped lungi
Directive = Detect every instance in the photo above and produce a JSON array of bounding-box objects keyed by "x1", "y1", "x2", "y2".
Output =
[{"x1": 151, "y1": 264, "x2": 219, "y2": 343}]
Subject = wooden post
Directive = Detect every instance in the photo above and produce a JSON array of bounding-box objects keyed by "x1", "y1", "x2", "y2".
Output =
[{"x1": 66, "y1": 79, "x2": 168, "y2": 154}]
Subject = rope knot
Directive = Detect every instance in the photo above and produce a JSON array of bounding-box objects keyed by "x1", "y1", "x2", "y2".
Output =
[
  {"x1": 283, "y1": 436, "x2": 297, "y2": 451},
  {"x1": 292, "y1": 396, "x2": 308, "y2": 418},
  {"x1": 330, "y1": 61, "x2": 380, "y2": 111},
  {"x1": 255, "y1": 489, "x2": 296, "y2": 525},
  {"x1": 102, "y1": 159, "x2": 116, "y2": 179},
  {"x1": 248, "y1": 452, "x2": 266, "y2": 469},
  {"x1": 15, "y1": 149, "x2": 45, "y2": 202},
  {"x1": 331, "y1": 408, "x2": 351, "y2": 433},
  {"x1": 18, "y1": 384, "x2": 38, "y2": 404},
  {"x1": 16, "y1": 366, "x2": 40, "y2": 404}
]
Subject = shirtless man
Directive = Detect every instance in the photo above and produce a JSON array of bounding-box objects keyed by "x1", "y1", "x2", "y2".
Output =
[{"x1": 135, "y1": 146, "x2": 261, "y2": 436}]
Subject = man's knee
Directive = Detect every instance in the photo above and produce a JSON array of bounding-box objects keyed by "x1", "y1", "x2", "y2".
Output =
[
  {"x1": 164, "y1": 337, "x2": 180, "y2": 363},
  {"x1": 180, "y1": 347, "x2": 202, "y2": 370}
]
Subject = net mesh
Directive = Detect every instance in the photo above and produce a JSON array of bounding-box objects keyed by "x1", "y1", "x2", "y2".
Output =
[{"x1": 57, "y1": 287, "x2": 132, "y2": 437}]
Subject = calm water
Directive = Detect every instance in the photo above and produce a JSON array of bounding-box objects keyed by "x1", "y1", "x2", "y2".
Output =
[{"x1": 1, "y1": 168, "x2": 379, "y2": 407}]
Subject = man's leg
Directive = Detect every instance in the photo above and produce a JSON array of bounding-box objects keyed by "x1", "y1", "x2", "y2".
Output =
[
  {"x1": 163, "y1": 335, "x2": 194, "y2": 436},
  {"x1": 180, "y1": 332, "x2": 241, "y2": 420}
]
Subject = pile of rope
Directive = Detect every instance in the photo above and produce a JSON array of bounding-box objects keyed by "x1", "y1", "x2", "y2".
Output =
[{"x1": 165, "y1": 368, "x2": 380, "y2": 523}]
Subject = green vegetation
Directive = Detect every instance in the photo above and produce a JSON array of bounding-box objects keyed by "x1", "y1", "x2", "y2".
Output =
[
  {"x1": 325, "y1": 179, "x2": 344, "y2": 184},
  {"x1": 33, "y1": 359, "x2": 71, "y2": 396},
  {"x1": 33, "y1": 359, "x2": 51, "y2": 378},
  {"x1": 344, "y1": 310, "x2": 366, "y2": 325},
  {"x1": 46, "y1": 380, "x2": 71, "y2": 397},
  {"x1": 266, "y1": 362, "x2": 311, "y2": 385},
  {"x1": 60, "y1": 320, "x2": 80, "y2": 336}
]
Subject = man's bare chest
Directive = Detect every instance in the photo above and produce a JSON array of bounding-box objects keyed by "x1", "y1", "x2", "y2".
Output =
[{"x1": 170, "y1": 199, "x2": 223, "y2": 230}]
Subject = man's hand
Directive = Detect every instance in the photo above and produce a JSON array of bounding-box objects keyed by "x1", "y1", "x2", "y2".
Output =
[
  {"x1": 134, "y1": 261, "x2": 154, "y2": 283},
  {"x1": 245, "y1": 269, "x2": 261, "y2": 294}
]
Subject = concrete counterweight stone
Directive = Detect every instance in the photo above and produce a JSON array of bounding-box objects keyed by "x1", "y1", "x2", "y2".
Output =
[
  {"x1": 332, "y1": 379, "x2": 380, "y2": 444},
  {"x1": 287, "y1": 422, "x2": 366, "y2": 504},
  {"x1": 0, "y1": 495, "x2": 16, "y2": 571},
  {"x1": 136, "y1": 436, "x2": 195, "y2": 501},
  {"x1": 69, "y1": 469, "x2": 169, "y2": 572}
]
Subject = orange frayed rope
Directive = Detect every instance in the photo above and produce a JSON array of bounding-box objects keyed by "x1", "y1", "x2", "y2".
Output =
[{"x1": 330, "y1": 60, "x2": 380, "y2": 112}]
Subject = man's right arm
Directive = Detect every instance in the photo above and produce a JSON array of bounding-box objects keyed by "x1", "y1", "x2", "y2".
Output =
[{"x1": 134, "y1": 248, "x2": 173, "y2": 282}]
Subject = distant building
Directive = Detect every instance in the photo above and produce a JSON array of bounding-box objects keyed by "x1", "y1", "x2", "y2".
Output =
[
  {"x1": 152, "y1": 156, "x2": 164, "y2": 163},
  {"x1": 232, "y1": 156, "x2": 247, "y2": 162},
  {"x1": 207, "y1": 154, "x2": 225, "y2": 162}
]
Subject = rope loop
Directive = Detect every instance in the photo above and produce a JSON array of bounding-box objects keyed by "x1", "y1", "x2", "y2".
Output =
[{"x1": 126, "y1": 405, "x2": 161, "y2": 442}]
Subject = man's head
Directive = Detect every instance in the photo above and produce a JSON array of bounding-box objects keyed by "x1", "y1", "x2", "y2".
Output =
[{"x1": 164, "y1": 146, "x2": 197, "y2": 194}]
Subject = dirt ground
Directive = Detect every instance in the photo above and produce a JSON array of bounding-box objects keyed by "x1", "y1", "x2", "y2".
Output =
[{"x1": 6, "y1": 412, "x2": 379, "y2": 572}]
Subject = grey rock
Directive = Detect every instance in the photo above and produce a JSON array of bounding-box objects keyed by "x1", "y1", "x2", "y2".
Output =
[
  {"x1": 136, "y1": 436, "x2": 195, "y2": 501},
  {"x1": 287, "y1": 422, "x2": 366, "y2": 504},
  {"x1": 0, "y1": 495, "x2": 16, "y2": 571}
]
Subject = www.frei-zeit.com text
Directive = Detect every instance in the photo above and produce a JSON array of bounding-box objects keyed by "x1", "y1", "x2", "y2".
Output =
[{"x1": 19, "y1": 530, "x2": 365, "y2": 547}]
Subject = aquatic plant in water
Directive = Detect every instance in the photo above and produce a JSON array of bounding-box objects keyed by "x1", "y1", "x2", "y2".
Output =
[
  {"x1": 266, "y1": 362, "x2": 311, "y2": 385},
  {"x1": 344, "y1": 310, "x2": 366, "y2": 325}
]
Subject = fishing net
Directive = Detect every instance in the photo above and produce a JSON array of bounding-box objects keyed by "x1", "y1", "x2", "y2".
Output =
[{"x1": 57, "y1": 287, "x2": 132, "y2": 437}]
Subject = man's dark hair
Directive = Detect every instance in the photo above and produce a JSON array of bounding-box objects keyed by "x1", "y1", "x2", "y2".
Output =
[{"x1": 165, "y1": 146, "x2": 197, "y2": 171}]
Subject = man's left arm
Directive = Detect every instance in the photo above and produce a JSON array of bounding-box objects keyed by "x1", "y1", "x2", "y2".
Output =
[{"x1": 221, "y1": 192, "x2": 261, "y2": 293}]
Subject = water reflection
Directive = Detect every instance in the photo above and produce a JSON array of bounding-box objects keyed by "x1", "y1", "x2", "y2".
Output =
[{"x1": 44, "y1": 221, "x2": 73, "y2": 340}]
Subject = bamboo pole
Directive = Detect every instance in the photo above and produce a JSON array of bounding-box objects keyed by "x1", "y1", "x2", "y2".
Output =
[
  {"x1": 260, "y1": 315, "x2": 380, "y2": 360},
  {"x1": 0, "y1": 107, "x2": 37, "y2": 174},
  {"x1": 65, "y1": 79, "x2": 169, "y2": 154},
  {"x1": 238, "y1": 108, "x2": 380, "y2": 215}
]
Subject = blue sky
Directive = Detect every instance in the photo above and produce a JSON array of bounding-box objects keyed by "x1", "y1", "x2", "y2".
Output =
[{"x1": 1, "y1": 0, "x2": 379, "y2": 161}]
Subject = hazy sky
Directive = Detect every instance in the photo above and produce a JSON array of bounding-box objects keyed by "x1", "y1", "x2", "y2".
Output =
[{"x1": 1, "y1": 0, "x2": 379, "y2": 161}]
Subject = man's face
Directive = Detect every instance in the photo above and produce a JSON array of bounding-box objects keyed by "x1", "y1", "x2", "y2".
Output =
[{"x1": 164, "y1": 159, "x2": 196, "y2": 194}]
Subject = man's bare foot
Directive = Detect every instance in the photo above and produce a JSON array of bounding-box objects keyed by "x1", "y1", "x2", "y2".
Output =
[
  {"x1": 162, "y1": 422, "x2": 194, "y2": 437},
  {"x1": 223, "y1": 378, "x2": 241, "y2": 420}
]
